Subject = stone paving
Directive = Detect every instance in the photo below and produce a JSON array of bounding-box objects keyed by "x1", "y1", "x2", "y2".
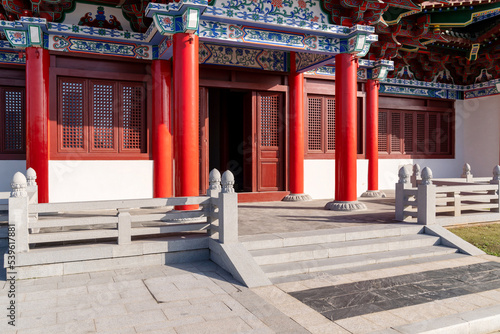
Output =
[{"x1": 238, "y1": 191, "x2": 397, "y2": 236}]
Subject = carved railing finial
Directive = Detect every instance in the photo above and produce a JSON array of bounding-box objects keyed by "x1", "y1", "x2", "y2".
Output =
[
  {"x1": 462, "y1": 163, "x2": 472, "y2": 176},
  {"x1": 413, "y1": 163, "x2": 421, "y2": 179},
  {"x1": 221, "y1": 170, "x2": 235, "y2": 193},
  {"x1": 26, "y1": 167, "x2": 37, "y2": 187},
  {"x1": 11, "y1": 172, "x2": 27, "y2": 198},
  {"x1": 209, "y1": 168, "x2": 221, "y2": 191},
  {"x1": 398, "y1": 166, "x2": 410, "y2": 184},
  {"x1": 493, "y1": 165, "x2": 500, "y2": 182},
  {"x1": 421, "y1": 167, "x2": 433, "y2": 185}
]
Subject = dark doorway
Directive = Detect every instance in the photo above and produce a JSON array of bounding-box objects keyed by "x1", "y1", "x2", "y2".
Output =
[{"x1": 207, "y1": 88, "x2": 250, "y2": 192}]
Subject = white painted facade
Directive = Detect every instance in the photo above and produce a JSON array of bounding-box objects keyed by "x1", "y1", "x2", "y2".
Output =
[
  {"x1": 304, "y1": 96, "x2": 500, "y2": 200},
  {"x1": 0, "y1": 160, "x2": 27, "y2": 192},
  {"x1": 48, "y1": 160, "x2": 153, "y2": 203}
]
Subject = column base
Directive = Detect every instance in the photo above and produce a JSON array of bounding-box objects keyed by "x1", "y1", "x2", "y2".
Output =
[
  {"x1": 325, "y1": 200, "x2": 367, "y2": 211},
  {"x1": 361, "y1": 190, "x2": 386, "y2": 198},
  {"x1": 282, "y1": 193, "x2": 312, "y2": 202}
]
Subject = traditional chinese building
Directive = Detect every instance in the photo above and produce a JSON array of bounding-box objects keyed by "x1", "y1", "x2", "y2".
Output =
[{"x1": 0, "y1": 0, "x2": 498, "y2": 209}]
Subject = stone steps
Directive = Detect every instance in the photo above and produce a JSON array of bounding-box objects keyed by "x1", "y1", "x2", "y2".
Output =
[
  {"x1": 250, "y1": 234, "x2": 441, "y2": 265},
  {"x1": 240, "y1": 224, "x2": 424, "y2": 251},
  {"x1": 241, "y1": 224, "x2": 462, "y2": 282}
]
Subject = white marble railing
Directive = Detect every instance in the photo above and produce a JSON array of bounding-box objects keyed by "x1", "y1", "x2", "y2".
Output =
[
  {"x1": 396, "y1": 164, "x2": 500, "y2": 226},
  {"x1": 7, "y1": 168, "x2": 238, "y2": 252}
]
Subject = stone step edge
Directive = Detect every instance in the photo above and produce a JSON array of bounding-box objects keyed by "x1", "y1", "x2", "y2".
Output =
[
  {"x1": 240, "y1": 224, "x2": 425, "y2": 250},
  {"x1": 262, "y1": 246, "x2": 458, "y2": 278},
  {"x1": 4, "y1": 235, "x2": 209, "y2": 267},
  {"x1": 10, "y1": 249, "x2": 210, "y2": 280},
  {"x1": 250, "y1": 234, "x2": 440, "y2": 260},
  {"x1": 372, "y1": 303, "x2": 500, "y2": 334},
  {"x1": 268, "y1": 252, "x2": 469, "y2": 284}
]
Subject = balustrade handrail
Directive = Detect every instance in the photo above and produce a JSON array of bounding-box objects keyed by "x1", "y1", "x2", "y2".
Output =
[
  {"x1": 396, "y1": 163, "x2": 500, "y2": 226},
  {"x1": 7, "y1": 168, "x2": 238, "y2": 253}
]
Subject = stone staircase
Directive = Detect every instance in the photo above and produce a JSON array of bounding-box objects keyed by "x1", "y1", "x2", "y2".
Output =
[{"x1": 240, "y1": 223, "x2": 467, "y2": 284}]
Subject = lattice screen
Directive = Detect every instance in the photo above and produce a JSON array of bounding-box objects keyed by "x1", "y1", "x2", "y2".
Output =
[
  {"x1": 121, "y1": 84, "x2": 143, "y2": 150},
  {"x1": 391, "y1": 112, "x2": 401, "y2": 153},
  {"x1": 307, "y1": 97, "x2": 322, "y2": 151},
  {"x1": 428, "y1": 114, "x2": 437, "y2": 153},
  {"x1": 3, "y1": 89, "x2": 24, "y2": 152},
  {"x1": 92, "y1": 83, "x2": 115, "y2": 150},
  {"x1": 327, "y1": 98, "x2": 335, "y2": 151},
  {"x1": 260, "y1": 95, "x2": 279, "y2": 147},
  {"x1": 61, "y1": 81, "x2": 84, "y2": 149},
  {"x1": 416, "y1": 113, "x2": 426, "y2": 153},
  {"x1": 404, "y1": 113, "x2": 413, "y2": 153},
  {"x1": 440, "y1": 113, "x2": 450, "y2": 153},
  {"x1": 378, "y1": 111, "x2": 387, "y2": 152}
]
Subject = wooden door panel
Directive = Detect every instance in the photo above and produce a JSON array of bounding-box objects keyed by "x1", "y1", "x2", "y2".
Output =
[
  {"x1": 256, "y1": 92, "x2": 284, "y2": 192},
  {"x1": 199, "y1": 87, "x2": 209, "y2": 194}
]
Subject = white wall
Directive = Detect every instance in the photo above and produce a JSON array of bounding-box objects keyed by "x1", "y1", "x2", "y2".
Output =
[
  {"x1": 304, "y1": 159, "x2": 368, "y2": 200},
  {"x1": 460, "y1": 95, "x2": 500, "y2": 176},
  {"x1": 49, "y1": 160, "x2": 153, "y2": 202},
  {"x1": 0, "y1": 160, "x2": 26, "y2": 191}
]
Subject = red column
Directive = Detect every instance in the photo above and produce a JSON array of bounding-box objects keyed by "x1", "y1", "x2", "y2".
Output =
[
  {"x1": 173, "y1": 33, "x2": 199, "y2": 210},
  {"x1": 284, "y1": 52, "x2": 311, "y2": 201},
  {"x1": 26, "y1": 47, "x2": 49, "y2": 203},
  {"x1": 326, "y1": 53, "x2": 366, "y2": 210},
  {"x1": 152, "y1": 60, "x2": 173, "y2": 198},
  {"x1": 366, "y1": 79, "x2": 379, "y2": 191},
  {"x1": 335, "y1": 53, "x2": 357, "y2": 202}
]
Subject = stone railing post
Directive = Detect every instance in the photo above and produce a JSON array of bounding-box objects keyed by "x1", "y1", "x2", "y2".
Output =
[
  {"x1": 26, "y1": 167, "x2": 40, "y2": 233},
  {"x1": 395, "y1": 166, "x2": 412, "y2": 221},
  {"x1": 461, "y1": 163, "x2": 473, "y2": 183},
  {"x1": 117, "y1": 208, "x2": 132, "y2": 245},
  {"x1": 490, "y1": 165, "x2": 500, "y2": 213},
  {"x1": 411, "y1": 163, "x2": 421, "y2": 187},
  {"x1": 207, "y1": 169, "x2": 221, "y2": 238},
  {"x1": 417, "y1": 167, "x2": 436, "y2": 225},
  {"x1": 219, "y1": 170, "x2": 238, "y2": 244},
  {"x1": 9, "y1": 172, "x2": 29, "y2": 252}
]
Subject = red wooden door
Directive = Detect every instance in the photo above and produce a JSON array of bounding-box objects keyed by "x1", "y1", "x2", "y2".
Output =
[
  {"x1": 256, "y1": 92, "x2": 284, "y2": 191},
  {"x1": 199, "y1": 87, "x2": 209, "y2": 194}
]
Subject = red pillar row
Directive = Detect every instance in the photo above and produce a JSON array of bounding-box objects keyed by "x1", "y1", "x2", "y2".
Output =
[
  {"x1": 366, "y1": 79, "x2": 379, "y2": 192},
  {"x1": 284, "y1": 52, "x2": 311, "y2": 201},
  {"x1": 326, "y1": 53, "x2": 366, "y2": 211},
  {"x1": 173, "y1": 33, "x2": 199, "y2": 210},
  {"x1": 26, "y1": 47, "x2": 49, "y2": 203},
  {"x1": 152, "y1": 60, "x2": 173, "y2": 198},
  {"x1": 335, "y1": 53, "x2": 358, "y2": 202}
]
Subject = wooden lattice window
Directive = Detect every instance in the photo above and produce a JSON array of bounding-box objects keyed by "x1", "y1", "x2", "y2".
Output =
[
  {"x1": 120, "y1": 83, "x2": 145, "y2": 151},
  {"x1": 57, "y1": 77, "x2": 146, "y2": 155},
  {"x1": 61, "y1": 79, "x2": 85, "y2": 151},
  {"x1": 1, "y1": 87, "x2": 25, "y2": 155},
  {"x1": 326, "y1": 98, "x2": 335, "y2": 151},
  {"x1": 379, "y1": 109, "x2": 452, "y2": 157},
  {"x1": 307, "y1": 97, "x2": 322, "y2": 152},
  {"x1": 260, "y1": 95, "x2": 279, "y2": 147},
  {"x1": 306, "y1": 95, "x2": 336, "y2": 156}
]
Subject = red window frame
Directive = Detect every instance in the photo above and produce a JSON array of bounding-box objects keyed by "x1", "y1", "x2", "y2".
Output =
[
  {"x1": 55, "y1": 76, "x2": 148, "y2": 159},
  {"x1": 378, "y1": 109, "x2": 453, "y2": 158}
]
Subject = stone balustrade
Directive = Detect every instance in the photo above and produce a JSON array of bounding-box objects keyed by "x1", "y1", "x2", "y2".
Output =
[
  {"x1": 396, "y1": 163, "x2": 500, "y2": 226},
  {"x1": 7, "y1": 168, "x2": 238, "y2": 253}
]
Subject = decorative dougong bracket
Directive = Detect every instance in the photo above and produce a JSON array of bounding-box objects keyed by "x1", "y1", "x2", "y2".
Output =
[
  {"x1": 2, "y1": 17, "x2": 46, "y2": 49},
  {"x1": 368, "y1": 59, "x2": 394, "y2": 81}
]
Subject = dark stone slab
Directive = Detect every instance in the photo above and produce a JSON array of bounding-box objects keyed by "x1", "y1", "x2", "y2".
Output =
[{"x1": 289, "y1": 262, "x2": 500, "y2": 322}]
